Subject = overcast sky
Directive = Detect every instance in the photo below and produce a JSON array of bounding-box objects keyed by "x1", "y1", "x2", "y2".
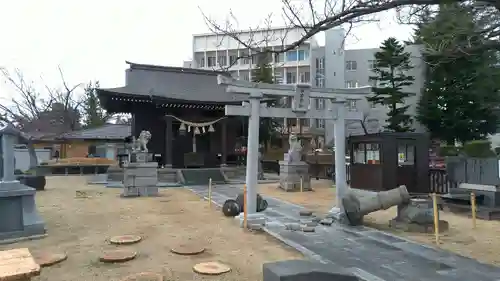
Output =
[{"x1": 0, "y1": 0, "x2": 413, "y2": 101}]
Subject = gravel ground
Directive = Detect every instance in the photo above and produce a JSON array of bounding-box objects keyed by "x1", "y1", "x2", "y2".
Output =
[
  {"x1": 0, "y1": 176, "x2": 302, "y2": 281},
  {"x1": 259, "y1": 180, "x2": 500, "y2": 266}
]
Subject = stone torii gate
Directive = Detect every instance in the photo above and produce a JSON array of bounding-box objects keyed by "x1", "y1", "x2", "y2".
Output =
[{"x1": 217, "y1": 75, "x2": 371, "y2": 222}]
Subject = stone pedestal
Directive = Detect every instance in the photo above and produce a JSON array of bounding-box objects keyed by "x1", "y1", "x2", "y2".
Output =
[
  {"x1": 122, "y1": 152, "x2": 158, "y2": 197},
  {"x1": 279, "y1": 161, "x2": 311, "y2": 192},
  {"x1": 0, "y1": 181, "x2": 46, "y2": 241}
]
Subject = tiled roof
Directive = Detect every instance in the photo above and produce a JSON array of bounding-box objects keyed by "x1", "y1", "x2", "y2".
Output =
[
  {"x1": 97, "y1": 61, "x2": 249, "y2": 104},
  {"x1": 57, "y1": 124, "x2": 131, "y2": 140}
]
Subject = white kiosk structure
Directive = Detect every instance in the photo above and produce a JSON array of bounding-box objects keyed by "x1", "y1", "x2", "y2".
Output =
[{"x1": 217, "y1": 75, "x2": 371, "y2": 225}]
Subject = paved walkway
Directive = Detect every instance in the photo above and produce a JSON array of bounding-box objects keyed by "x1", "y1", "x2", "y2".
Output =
[{"x1": 187, "y1": 184, "x2": 500, "y2": 281}]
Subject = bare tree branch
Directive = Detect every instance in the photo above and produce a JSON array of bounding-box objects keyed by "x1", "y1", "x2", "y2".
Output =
[
  {"x1": 0, "y1": 67, "x2": 51, "y2": 123},
  {"x1": 202, "y1": 0, "x2": 500, "y2": 63},
  {"x1": 0, "y1": 66, "x2": 84, "y2": 132}
]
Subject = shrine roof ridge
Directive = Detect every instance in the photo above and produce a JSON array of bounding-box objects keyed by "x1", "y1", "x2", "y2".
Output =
[{"x1": 125, "y1": 61, "x2": 230, "y2": 77}]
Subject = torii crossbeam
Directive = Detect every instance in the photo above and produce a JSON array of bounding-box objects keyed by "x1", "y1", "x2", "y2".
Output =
[{"x1": 217, "y1": 75, "x2": 371, "y2": 223}]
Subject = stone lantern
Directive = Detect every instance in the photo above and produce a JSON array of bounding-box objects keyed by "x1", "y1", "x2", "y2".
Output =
[{"x1": 0, "y1": 123, "x2": 46, "y2": 241}]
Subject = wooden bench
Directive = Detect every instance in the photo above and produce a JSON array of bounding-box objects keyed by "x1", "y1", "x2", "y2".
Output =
[{"x1": 0, "y1": 248, "x2": 40, "y2": 281}]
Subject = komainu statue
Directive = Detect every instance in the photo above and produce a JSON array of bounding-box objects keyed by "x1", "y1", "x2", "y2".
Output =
[
  {"x1": 132, "y1": 130, "x2": 152, "y2": 152},
  {"x1": 287, "y1": 134, "x2": 302, "y2": 163}
]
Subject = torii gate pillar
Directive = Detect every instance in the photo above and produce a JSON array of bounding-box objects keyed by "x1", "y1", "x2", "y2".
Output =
[{"x1": 217, "y1": 75, "x2": 370, "y2": 225}]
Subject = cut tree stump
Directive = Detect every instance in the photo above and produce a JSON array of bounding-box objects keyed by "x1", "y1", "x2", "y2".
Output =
[
  {"x1": 193, "y1": 262, "x2": 231, "y2": 275},
  {"x1": 120, "y1": 272, "x2": 163, "y2": 281},
  {"x1": 170, "y1": 245, "x2": 205, "y2": 256},
  {"x1": 34, "y1": 252, "x2": 67, "y2": 267},
  {"x1": 99, "y1": 250, "x2": 137, "y2": 263},
  {"x1": 109, "y1": 235, "x2": 142, "y2": 245}
]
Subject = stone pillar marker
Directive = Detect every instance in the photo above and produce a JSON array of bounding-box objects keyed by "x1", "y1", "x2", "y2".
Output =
[
  {"x1": 217, "y1": 75, "x2": 370, "y2": 223},
  {"x1": 0, "y1": 123, "x2": 46, "y2": 241}
]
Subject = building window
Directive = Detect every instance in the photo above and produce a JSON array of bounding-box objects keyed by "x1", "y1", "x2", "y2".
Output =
[
  {"x1": 274, "y1": 71, "x2": 283, "y2": 84},
  {"x1": 240, "y1": 72, "x2": 250, "y2": 81},
  {"x1": 346, "y1": 60, "x2": 357, "y2": 71},
  {"x1": 316, "y1": 58, "x2": 325, "y2": 69},
  {"x1": 316, "y1": 98, "x2": 325, "y2": 110},
  {"x1": 345, "y1": 80, "x2": 359, "y2": 88},
  {"x1": 229, "y1": 55, "x2": 237, "y2": 66},
  {"x1": 275, "y1": 53, "x2": 284, "y2": 63},
  {"x1": 368, "y1": 60, "x2": 376, "y2": 69},
  {"x1": 315, "y1": 119, "x2": 325, "y2": 129},
  {"x1": 298, "y1": 50, "x2": 309, "y2": 61},
  {"x1": 286, "y1": 51, "x2": 297, "y2": 62},
  {"x1": 217, "y1": 55, "x2": 227, "y2": 67},
  {"x1": 198, "y1": 57, "x2": 205, "y2": 67},
  {"x1": 316, "y1": 77, "x2": 324, "y2": 88},
  {"x1": 240, "y1": 51, "x2": 250, "y2": 65},
  {"x1": 286, "y1": 72, "x2": 297, "y2": 84},
  {"x1": 299, "y1": 72, "x2": 310, "y2": 83},
  {"x1": 207, "y1": 56, "x2": 216, "y2": 67},
  {"x1": 347, "y1": 99, "x2": 357, "y2": 111}
]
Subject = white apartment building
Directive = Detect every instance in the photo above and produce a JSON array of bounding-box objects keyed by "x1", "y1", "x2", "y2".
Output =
[
  {"x1": 189, "y1": 27, "x2": 425, "y2": 143},
  {"x1": 192, "y1": 27, "x2": 320, "y2": 85},
  {"x1": 192, "y1": 27, "x2": 347, "y2": 135}
]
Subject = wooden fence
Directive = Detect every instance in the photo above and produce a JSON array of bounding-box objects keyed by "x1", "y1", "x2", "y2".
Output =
[{"x1": 261, "y1": 160, "x2": 456, "y2": 194}]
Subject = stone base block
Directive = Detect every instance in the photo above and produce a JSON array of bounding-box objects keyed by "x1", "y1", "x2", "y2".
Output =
[
  {"x1": 123, "y1": 163, "x2": 158, "y2": 177},
  {"x1": 121, "y1": 186, "x2": 159, "y2": 197},
  {"x1": 389, "y1": 219, "x2": 449, "y2": 233},
  {"x1": 263, "y1": 260, "x2": 359, "y2": 281},
  {"x1": 133, "y1": 152, "x2": 149, "y2": 163},
  {"x1": 0, "y1": 181, "x2": 46, "y2": 242},
  {"x1": 235, "y1": 213, "x2": 266, "y2": 229},
  {"x1": 279, "y1": 161, "x2": 311, "y2": 192},
  {"x1": 124, "y1": 176, "x2": 158, "y2": 187},
  {"x1": 138, "y1": 186, "x2": 159, "y2": 196}
]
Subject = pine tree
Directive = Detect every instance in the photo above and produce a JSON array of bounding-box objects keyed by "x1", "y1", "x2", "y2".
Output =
[
  {"x1": 416, "y1": 4, "x2": 500, "y2": 143},
  {"x1": 252, "y1": 59, "x2": 281, "y2": 145},
  {"x1": 82, "y1": 81, "x2": 110, "y2": 128},
  {"x1": 252, "y1": 61, "x2": 274, "y2": 84},
  {"x1": 367, "y1": 38, "x2": 415, "y2": 132}
]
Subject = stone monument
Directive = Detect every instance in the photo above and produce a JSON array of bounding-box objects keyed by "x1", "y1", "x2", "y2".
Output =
[
  {"x1": 122, "y1": 130, "x2": 159, "y2": 197},
  {"x1": 279, "y1": 134, "x2": 311, "y2": 191},
  {"x1": 0, "y1": 123, "x2": 46, "y2": 241}
]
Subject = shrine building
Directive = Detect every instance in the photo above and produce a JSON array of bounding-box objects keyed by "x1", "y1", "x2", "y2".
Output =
[{"x1": 97, "y1": 61, "x2": 248, "y2": 169}]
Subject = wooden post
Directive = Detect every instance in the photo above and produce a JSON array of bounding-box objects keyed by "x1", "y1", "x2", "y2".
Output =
[
  {"x1": 471, "y1": 192, "x2": 477, "y2": 229},
  {"x1": 300, "y1": 176, "x2": 303, "y2": 192},
  {"x1": 243, "y1": 184, "x2": 248, "y2": 229},
  {"x1": 432, "y1": 193, "x2": 440, "y2": 244},
  {"x1": 208, "y1": 178, "x2": 212, "y2": 208}
]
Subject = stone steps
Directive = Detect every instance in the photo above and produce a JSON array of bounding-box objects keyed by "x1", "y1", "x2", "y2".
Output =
[{"x1": 180, "y1": 169, "x2": 226, "y2": 186}]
